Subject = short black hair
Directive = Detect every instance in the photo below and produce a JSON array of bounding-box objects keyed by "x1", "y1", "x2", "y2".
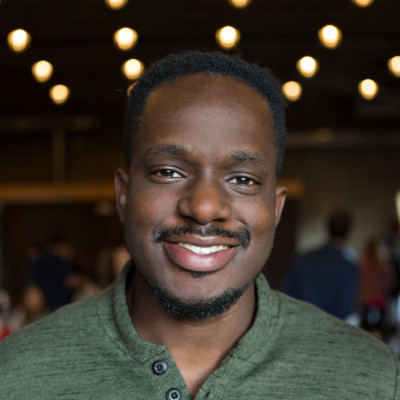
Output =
[
  {"x1": 122, "y1": 50, "x2": 287, "y2": 176},
  {"x1": 327, "y1": 211, "x2": 353, "y2": 240}
]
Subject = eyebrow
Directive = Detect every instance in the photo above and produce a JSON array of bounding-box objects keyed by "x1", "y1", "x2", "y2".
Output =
[
  {"x1": 144, "y1": 145, "x2": 268, "y2": 167},
  {"x1": 144, "y1": 144, "x2": 189, "y2": 157},
  {"x1": 225, "y1": 150, "x2": 268, "y2": 167}
]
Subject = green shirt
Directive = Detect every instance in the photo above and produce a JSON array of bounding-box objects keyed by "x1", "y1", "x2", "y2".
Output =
[{"x1": 1, "y1": 262, "x2": 399, "y2": 399}]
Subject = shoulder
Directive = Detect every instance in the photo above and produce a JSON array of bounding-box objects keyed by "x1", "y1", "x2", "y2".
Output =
[
  {"x1": 0, "y1": 289, "x2": 118, "y2": 397},
  {"x1": 0, "y1": 290, "x2": 107, "y2": 369},
  {"x1": 261, "y1": 291, "x2": 400, "y2": 398},
  {"x1": 274, "y1": 289, "x2": 398, "y2": 366}
]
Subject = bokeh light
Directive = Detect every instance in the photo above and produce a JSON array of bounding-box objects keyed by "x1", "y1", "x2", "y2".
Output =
[
  {"x1": 215, "y1": 26, "x2": 241, "y2": 50},
  {"x1": 105, "y1": 0, "x2": 128, "y2": 9},
  {"x1": 32, "y1": 60, "x2": 53, "y2": 83},
  {"x1": 50, "y1": 84, "x2": 70, "y2": 105},
  {"x1": 351, "y1": 0, "x2": 374, "y2": 8},
  {"x1": 282, "y1": 81, "x2": 302, "y2": 102},
  {"x1": 7, "y1": 29, "x2": 31, "y2": 53},
  {"x1": 228, "y1": 0, "x2": 252, "y2": 9},
  {"x1": 318, "y1": 25, "x2": 342, "y2": 49},
  {"x1": 388, "y1": 56, "x2": 400, "y2": 78},
  {"x1": 113, "y1": 27, "x2": 138, "y2": 51},
  {"x1": 296, "y1": 56, "x2": 319, "y2": 78},
  {"x1": 358, "y1": 79, "x2": 379, "y2": 100},
  {"x1": 122, "y1": 59, "x2": 144, "y2": 80}
]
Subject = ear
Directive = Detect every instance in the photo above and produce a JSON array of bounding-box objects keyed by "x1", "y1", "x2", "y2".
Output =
[
  {"x1": 114, "y1": 168, "x2": 129, "y2": 224},
  {"x1": 274, "y1": 186, "x2": 287, "y2": 227}
]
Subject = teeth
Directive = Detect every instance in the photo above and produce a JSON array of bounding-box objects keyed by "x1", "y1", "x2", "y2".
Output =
[{"x1": 178, "y1": 242, "x2": 230, "y2": 255}]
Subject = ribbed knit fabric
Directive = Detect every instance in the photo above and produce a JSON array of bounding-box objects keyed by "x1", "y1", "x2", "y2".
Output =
[{"x1": 1, "y1": 261, "x2": 399, "y2": 399}]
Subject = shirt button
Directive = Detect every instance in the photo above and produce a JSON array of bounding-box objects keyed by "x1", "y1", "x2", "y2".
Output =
[
  {"x1": 152, "y1": 360, "x2": 168, "y2": 375},
  {"x1": 166, "y1": 388, "x2": 181, "y2": 400}
]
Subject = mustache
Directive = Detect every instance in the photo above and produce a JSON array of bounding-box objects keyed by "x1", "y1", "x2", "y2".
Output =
[{"x1": 152, "y1": 225, "x2": 250, "y2": 249}]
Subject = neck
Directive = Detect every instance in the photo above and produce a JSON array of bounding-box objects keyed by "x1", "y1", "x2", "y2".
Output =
[
  {"x1": 329, "y1": 237, "x2": 346, "y2": 249},
  {"x1": 126, "y1": 270, "x2": 257, "y2": 396}
]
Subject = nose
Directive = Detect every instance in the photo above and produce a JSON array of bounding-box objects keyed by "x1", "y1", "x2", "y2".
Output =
[{"x1": 177, "y1": 176, "x2": 231, "y2": 224}]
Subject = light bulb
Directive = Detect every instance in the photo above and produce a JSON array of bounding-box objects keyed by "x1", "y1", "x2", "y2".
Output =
[
  {"x1": 7, "y1": 29, "x2": 31, "y2": 52},
  {"x1": 282, "y1": 81, "x2": 302, "y2": 102},
  {"x1": 358, "y1": 79, "x2": 379, "y2": 100},
  {"x1": 113, "y1": 27, "x2": 138, "y2": 51},
  {"x1": 122, "y1": 59, "x2": 144, "y2": 80},
  {"x1": 215, "y1": 26, "x2": 241, "y2": 50},
  {"x1": 32, "y1": 60, "x2": 53, "y2": 83},
  {"x1": 351, "y1": 0, "x2": 374, "y2": 8},
  {"x1": 318, "y1": 25, "x2": 342, "y2": 49},
  {"x1": 50, "y1": 84, "x2": 70, "y2": 105},
  {"x1": 296, "y1": 56, "x2": 319, "y2": 78},
  {"x1": 105, "y1": 0, "x2": 128, "y2": 9},
  {"x1": 228, "y1": 0, "x2": 252, "y2": 9},
  {"x1": 388, "y1": 56, "x2": 400, "y2": 78}
]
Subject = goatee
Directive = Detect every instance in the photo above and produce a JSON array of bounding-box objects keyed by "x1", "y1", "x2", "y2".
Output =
[{"x1": 154, "y1": 284, "x2": 248, "y2": 320}]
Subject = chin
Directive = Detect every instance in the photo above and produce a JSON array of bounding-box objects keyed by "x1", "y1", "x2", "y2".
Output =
[{"x1": 153, "y1": 284, "x2": 249, "y2": 321}]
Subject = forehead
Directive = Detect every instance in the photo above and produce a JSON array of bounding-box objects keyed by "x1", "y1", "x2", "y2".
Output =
[
  {"x1": 143, "y1": 73, "x2": 271, "y2": 123},
  {"x1": 134, "y1": 73, "x2": 275, "y2": 163}
]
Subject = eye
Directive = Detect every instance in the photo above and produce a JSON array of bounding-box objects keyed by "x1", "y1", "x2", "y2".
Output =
[
  {"x1": 150, "y1": 168, "x2": 185, "y2": 182},
  {"x1": 156, "y1": 169, "x2": 182, "y2": 178},
  {"x1": 228, "y1": 176, "x2": 257, "y2": 186}
]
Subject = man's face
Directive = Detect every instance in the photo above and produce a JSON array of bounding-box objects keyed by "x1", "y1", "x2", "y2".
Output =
[{"x1": 115, "y1": 73, "x2": 286, "y2": 315}]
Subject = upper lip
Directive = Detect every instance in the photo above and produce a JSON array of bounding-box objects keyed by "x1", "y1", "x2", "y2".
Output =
[{"x1": 163, "y1": 235, "x2": 239, "y2": 248}]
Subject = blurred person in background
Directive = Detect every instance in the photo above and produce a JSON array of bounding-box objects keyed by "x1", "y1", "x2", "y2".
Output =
[
  {"x1": 27, "y1": 236, "x2": 75, "y2": 310},
  {"x1": 358, "y1": 238, "x2": 396, "y2": 334},
  {"x1": 95, "y1": 244, "x2": 131, "y2": 287},
  {"x1": 384, "y1": 219, "x2": 400, "y2": 297},
  {"x1": 283, "y1": 210, "x2": 358, "y2": 320},
  {"x1": 9, "y1": 285, "x2": 49, "y2": 330},
  {"x1": 0, "y1": 289, "x2": 13, "y2": 340}
]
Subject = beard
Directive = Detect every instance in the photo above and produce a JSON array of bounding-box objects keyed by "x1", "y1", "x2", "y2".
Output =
[
  {"x1": 153, "y1": 283, "x2": 249, "y2": 321},
  {"x1": 127, "y1": 223, "x2": 254, "y2": 320}
]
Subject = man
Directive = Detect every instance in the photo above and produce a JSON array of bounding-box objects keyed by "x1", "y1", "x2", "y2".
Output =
[
  {"x1": 283, "y1": 210, "x2": 359, "y2": 320},
  {"x1": 27, "y1": 236, "x2": 75, "y2": 310},
  {"x1": 0, "y1": 51, "x2": 398, "y2": 399}
]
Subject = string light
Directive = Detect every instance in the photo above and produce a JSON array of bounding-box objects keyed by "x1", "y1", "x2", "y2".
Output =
[
  {"x1": 215, "y1": 26, "x2": 241, "y2": 50},
  {"x1": 282, "y1": 81, "x2": 302, "y2": 102},
  {"x1": 296, "y1": 56, "x2": 319, "y2": 78},
  {"x1": 7, "y1": 29, "x2": 31, "y2": 53},
  {"x1": 32, "y1": 60, "x2": 53, "y2": 83},
  {"x1": 50, "y1": 84, "x2": 70, "y2": 105},
  {"x1": 105, "y1": 0, "x2": 128, "y2": 9},
  {"x1": 113, "y1": 27, "x2": 138, "y2": 51},
  {"x1": 318, "y1": 25, "x2": 342, "y2": 49},
  {"x1": 122, "y1": 59, "x2": 144, "y2": 80},
  {"x1": 351, "y1": 0, "x2": 374, "y2": 8},
  {"x1": 388, "y1": 56, "x2": 400, "y2": 78},
  {"x1": 228, "y1": 0, "x2": 252, "y2": 9},
  {"x1": 358, "y1": 79, "x2": 379, "y2": 100}
]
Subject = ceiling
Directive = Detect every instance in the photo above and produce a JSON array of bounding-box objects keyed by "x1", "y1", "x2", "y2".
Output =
[{"x1": 1, "y1": 0, "x2": 400, "y2": 144}]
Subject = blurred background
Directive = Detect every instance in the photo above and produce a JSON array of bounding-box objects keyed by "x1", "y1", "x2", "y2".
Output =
[{"x1": 0, "y1": 0, "x2": 399, "y2": 340}]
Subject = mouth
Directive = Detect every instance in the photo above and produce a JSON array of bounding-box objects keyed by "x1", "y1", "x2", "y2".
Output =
[
  {"x1": 163, "y1": 239, "x2": 238, "y2": 273},
  {"x1": 177, "y1": 242, "x2": 231, "y2": 255}
]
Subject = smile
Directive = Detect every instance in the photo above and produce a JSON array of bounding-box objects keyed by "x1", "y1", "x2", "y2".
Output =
[
  {"x1": 163, "y1": 241, "x2": 238, "y2": 273},
  {"x1": 177, "y1": 242, "x2": 230, "y2": 255}
]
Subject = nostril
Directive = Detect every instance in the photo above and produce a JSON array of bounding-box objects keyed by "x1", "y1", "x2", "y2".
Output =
[{"x1": 177, "y1": 182, "x2": 231, "y2": 224}]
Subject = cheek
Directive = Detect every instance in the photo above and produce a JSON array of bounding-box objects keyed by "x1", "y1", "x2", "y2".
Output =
[
  {"x1": 241, "y1": 193, "x2": 276, "y2": 234},
  {"x1": 125, "y1": 185, "x2": 176, "y2": 242},
  {"x1": 242, "y1": 197, "x2": 277, "y2": 257}
]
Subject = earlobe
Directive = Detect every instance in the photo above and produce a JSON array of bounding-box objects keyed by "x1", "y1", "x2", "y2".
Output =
[
  {"x1": 114, "y1": 168, "x2": 129, "y2": 224},
  {"x1": 275, "y1": 186, "x2": 287, "y2": 227}
]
